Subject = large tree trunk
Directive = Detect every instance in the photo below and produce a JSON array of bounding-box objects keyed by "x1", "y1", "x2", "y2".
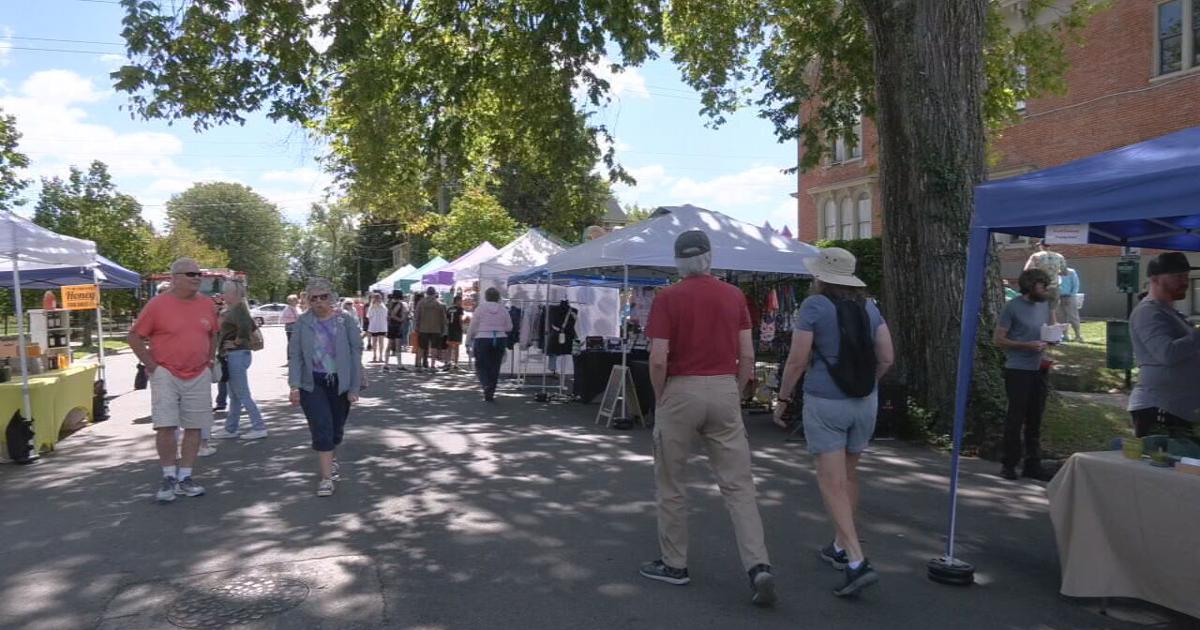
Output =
[{"x1": 857, "y1": 0, "x2": 1006, "y2": 444}]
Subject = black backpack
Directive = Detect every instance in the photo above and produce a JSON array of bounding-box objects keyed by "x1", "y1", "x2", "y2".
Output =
[
  {"x1": 816, "y1": 297, "x2": 877, "y2": 398},
  {"x1": 5, "y1": 410, "x2": 36, "y2": 464}
]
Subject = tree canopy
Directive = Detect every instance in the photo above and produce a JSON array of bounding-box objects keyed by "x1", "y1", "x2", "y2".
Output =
[
  {"x1": 430, "y1": 186, "x2": 522, "y2": 260},
  {"x1": 113, "y1": 0, "x2": 648, "y2": 240},
  {"x1": 33, "y1": 161, "x2": 153, "y2": 273},
  {"x1": 0, "y1": 109, "x2": 30, "y2": 211},
  {"x1": 165, "y1": 182, "x2": 288, "y2": 299}
]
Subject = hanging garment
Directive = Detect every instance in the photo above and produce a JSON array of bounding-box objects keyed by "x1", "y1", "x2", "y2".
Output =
[{"x1": 546, "y1": 301, "x2": 578, "y2": 356}]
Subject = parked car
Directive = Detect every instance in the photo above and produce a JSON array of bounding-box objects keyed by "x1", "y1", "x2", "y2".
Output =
[{"x1": 249, "y1": 303, "x2": 287, "y2": 326}]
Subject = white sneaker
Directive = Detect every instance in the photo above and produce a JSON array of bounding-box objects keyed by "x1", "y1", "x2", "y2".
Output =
[
  {"x1": 240, "y1": 429, "x2": 268, "y2": 440},
  {"x1": 211, "y1": 428, "x2": 239, "y2": 440},
  {"x1": 198, "y1": 444, "x2": 218, "y2": 457},
  {"x1": 317, "y1": 478, "x2": 334, "y2": 497}
]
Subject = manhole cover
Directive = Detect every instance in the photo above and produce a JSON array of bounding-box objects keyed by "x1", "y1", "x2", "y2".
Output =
[{"x1": 166, "y1": 576, "x2": 310, "y2": 628}]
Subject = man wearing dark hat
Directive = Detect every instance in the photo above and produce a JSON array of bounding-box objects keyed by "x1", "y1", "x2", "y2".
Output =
[
  {"x1": 1128, "y1": 252, "x2": 1200, "y2": 438},
  {"x1": 414, "y1": 286, "x2": 448, "y2": 373},
  {"x1": 640, "y1": 229, "x2": 777, "y2": 607}
]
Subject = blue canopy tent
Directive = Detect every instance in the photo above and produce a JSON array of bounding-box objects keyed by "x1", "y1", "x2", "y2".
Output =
[
  {"x1": 940, "y1": 126, "x2": 1200, "y2": 581},
  {"x1": 0, "y1": 254, "x2": 141, "y2": 289},
  {"x1": 0, "y1": 253, "x2": 141, "y2": 387}
]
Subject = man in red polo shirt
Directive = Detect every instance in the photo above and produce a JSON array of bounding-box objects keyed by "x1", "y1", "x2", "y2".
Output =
[
  {"x1": 639, "y1": 229, "x2": 776, "y2": 607},
  {"x1": 129, "y1": 258, "x2": 218, "y2": 503}
]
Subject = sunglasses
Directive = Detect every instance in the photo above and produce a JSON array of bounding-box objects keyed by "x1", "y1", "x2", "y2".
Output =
[
  {"x1": 175, "y1": 271, "x2": 203, "y2": 278},
  {"x1": 309, "y1": 293, "x2": 332, "y2": 302}
]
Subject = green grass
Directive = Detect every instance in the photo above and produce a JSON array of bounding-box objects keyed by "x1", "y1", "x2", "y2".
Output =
[
  {"x1": 1046, "y1": 320, "x2": 1134, "y2": 393},
  {"x1": 1042, "y1": 392, "x2": 1132, "y2": 457},
  {"x1": 73, "y1": 339, "x2": 129, "y2": 360}
]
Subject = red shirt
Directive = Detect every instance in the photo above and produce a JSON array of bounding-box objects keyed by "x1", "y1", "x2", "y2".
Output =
[
  {"x1": 132, "y1": 293, "x2": 218, "y2": 379},
  {"x1": 645, "y1": 275, "x2": 751, "y2": 377}
]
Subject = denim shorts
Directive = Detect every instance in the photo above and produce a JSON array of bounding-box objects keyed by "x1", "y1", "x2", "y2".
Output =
[{"x1": 802, "y1": 391, "x2": 879, "y2": 455}]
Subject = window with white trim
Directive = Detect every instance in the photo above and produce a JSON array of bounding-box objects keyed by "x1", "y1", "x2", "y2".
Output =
[
  {"x1": 856, "y1": 193, "x2": 872, "y2": 238},
  {"x1": 832, "y1": 115, "x2": 864, "y2": 164},
  {"x1": 822, "y1": 199, "x2": 837, "y2": 239},
  {"x1": 1015, "y1": 65, "x2": 1028, "y2": 112},
  {"x1": 840, "y1": 197, "x2": 855, "y2": 241},
  {"x1": 1156, "y1": 0, "x2": 1199, "y2": 75}
]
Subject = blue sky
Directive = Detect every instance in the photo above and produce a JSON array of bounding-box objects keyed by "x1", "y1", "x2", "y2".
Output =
[{"x1": 1, "y1": 1, "x2": 800, "y2": 234}]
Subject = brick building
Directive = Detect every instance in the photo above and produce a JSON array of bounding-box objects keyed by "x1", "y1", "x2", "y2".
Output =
[{"x1": 795, "y1": 0, "x2": 1200, "y2": 318}]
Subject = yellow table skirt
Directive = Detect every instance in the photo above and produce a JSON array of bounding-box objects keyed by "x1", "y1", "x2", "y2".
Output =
[{"x1": 0, "y1": 364, "x2": 97, "y2": 453}]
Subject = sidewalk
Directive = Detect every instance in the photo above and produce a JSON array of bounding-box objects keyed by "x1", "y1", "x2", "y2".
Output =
[{"x1": 0, "y1": 328, "x2": 1172, "y2": 629}]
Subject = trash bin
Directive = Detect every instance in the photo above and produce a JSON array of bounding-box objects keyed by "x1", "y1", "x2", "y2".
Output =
[{"x1": 1106, "y1": 320, "x2": 1134, "y2": 370}]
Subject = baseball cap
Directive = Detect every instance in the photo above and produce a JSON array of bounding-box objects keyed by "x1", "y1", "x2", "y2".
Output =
[
  {"x1": 1147, "y1": 252, "x2": 1198, "y2": 277},
  {"x1": 674, "y1": 230, "x2": 711, "y2": 259}
]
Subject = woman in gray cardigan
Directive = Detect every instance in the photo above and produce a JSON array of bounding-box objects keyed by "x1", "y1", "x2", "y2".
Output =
[{"x1": 288, "y1": 277, "x2": 364, "y2": 497}]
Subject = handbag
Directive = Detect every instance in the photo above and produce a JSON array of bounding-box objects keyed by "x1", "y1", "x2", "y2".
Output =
[
  {"x1": 134, "y1": 363, "x2": 148, "y2": 390},
  {"x1": 210, "y1": 357, "x2": 224, "y2": 383},
  {"x1": 249, "y1": 326, "x2": 265, "y2": 351}
]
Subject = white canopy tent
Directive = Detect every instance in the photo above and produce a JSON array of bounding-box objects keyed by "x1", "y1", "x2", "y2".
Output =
[
  {"x1": 455, "y1": 228, "x2": 566, "y2": 293},
  {"x1": 369, "y1": 264, "x2": 416, "y2": 294},
  {"x1": 510, "y1": 204, "x2": 819, "y2": 284},
  {"x1": 0, "y1": 212, "x2": 98, "y2": 447},
  {"x1": 420, "y1": 242, "x2": 498, "y2": 289},
  {"x1": 507, "y1": 205, "x2": 818, "y2": 422}
]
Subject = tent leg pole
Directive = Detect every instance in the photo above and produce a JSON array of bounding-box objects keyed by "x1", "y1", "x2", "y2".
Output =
[
  {"x1": 927, "y1": 227, "x2": 987, "y2": 587},
  {"x1": 621, "y1": 264, "x2": 628, "y2": 423},
  {"x1": 95, "y1": 302, "x2": 105, "y2": 380},
  {"x1": 12, "y1": 258, "x2": 34, "y2": 449}
]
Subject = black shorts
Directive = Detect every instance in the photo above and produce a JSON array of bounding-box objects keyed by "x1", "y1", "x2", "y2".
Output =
[{"x1": 370, "y1": 332, "x2": 385, "y2": 337}]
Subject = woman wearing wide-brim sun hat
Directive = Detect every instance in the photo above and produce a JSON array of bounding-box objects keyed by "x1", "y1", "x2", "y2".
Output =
[{"x1": 772, "y1": 246, "x2": 896, "y2": 597}]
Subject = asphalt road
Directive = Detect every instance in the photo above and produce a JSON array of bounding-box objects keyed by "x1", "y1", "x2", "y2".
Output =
[{"x1": 0, "y1": 327, "x2": 1185, "y2": 629}]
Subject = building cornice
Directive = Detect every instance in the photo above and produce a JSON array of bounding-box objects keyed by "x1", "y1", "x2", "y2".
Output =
[{"x1": 805, "y1": 175, "x2": 878, "y2": 196}]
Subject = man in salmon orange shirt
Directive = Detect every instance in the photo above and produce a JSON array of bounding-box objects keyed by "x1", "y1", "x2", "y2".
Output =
[
  {"x1": 129, "y1": 258, "x2": 218, "y2": 503},
  {"x1": 638, "y1": 230, "x2": 776, "y2": 607}
]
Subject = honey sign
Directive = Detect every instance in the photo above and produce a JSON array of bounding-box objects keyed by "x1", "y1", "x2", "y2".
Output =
[{"x1": 61, "y1": 284, "x2": 99, "y2": 310}]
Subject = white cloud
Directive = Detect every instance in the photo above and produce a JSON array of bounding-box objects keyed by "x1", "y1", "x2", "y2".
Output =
[
  {"x1": 0, "y1": 70, "x2": 182, "y2": 188},
  {"x1": 579, "y1": 56, "x2": 650, "y2": 100},
  {"x1": 0, "y1": 68, "x2": 338, "y2": 231}
]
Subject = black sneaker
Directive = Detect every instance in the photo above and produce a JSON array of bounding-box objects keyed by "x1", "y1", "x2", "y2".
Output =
[
  {"x1": 820, "y1": 542, "x2": 848, "y2": 570},
  {"x1": 639, "y1": 559, "x2": 690, "y2": 585},
  {"x1": 833, "y1": 559, "x2": 879, "y2": 597},
  {"x1": 1000, "y1": 466, "x2": 1019, "y2": 480},
  {"x1": 1022, "y1": 461, "x2": 1045, "y2": 479},
  {"x1": 748, "y1": 564, "x2": 776, "y2": 606}
]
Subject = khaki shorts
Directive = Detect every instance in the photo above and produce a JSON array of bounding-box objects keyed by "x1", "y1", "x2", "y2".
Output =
[{"x1": 151, "y1": 368, "x2": 211, "y2": 429}]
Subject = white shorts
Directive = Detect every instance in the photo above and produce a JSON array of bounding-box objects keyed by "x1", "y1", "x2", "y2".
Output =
[{"x1": 151, "y1": 368, "x2": 211, "y2": 430}]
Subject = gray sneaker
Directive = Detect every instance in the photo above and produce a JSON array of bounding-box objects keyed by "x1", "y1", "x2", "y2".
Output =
[
  {"x1": 330, "y1": 459, "x2": 341, "y2": 481},
  {"x1": 749, "y1": 564, "x2": 777, "y2": 607},
  {"x1": 317, "y1": 478, "x2": 335, "y2": 497},
  {"x1": 639, "y1": 559, "x2": 690, "y2": 585},
  {"x1": 175, "y1": 477, "x2": 205, "y2": 497},
  {"x1": 820, "y1": 542, "x2": 849, "y2": 570},
  {"x1": 833, "y1": 559, "x2": 879, "y2": 597},
  {"x1": 156, "y1": 476, "x2": 177, "y2": 503}
]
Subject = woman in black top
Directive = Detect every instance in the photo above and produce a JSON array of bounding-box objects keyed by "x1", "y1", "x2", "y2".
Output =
[{"x1": 444, "y1": 294, "x2": 465, "y2": 371}]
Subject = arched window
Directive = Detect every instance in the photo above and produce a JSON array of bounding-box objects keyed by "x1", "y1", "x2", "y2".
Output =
[
  {"x1": 823, "y1": 199, "x2": 837, "y2": 239},
  {"x1": 840, "y1": 197, "x2": 854, "y2": 241},
  {"x1": 857, "y1": 192, "x2": 872, "y2": 238}
]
